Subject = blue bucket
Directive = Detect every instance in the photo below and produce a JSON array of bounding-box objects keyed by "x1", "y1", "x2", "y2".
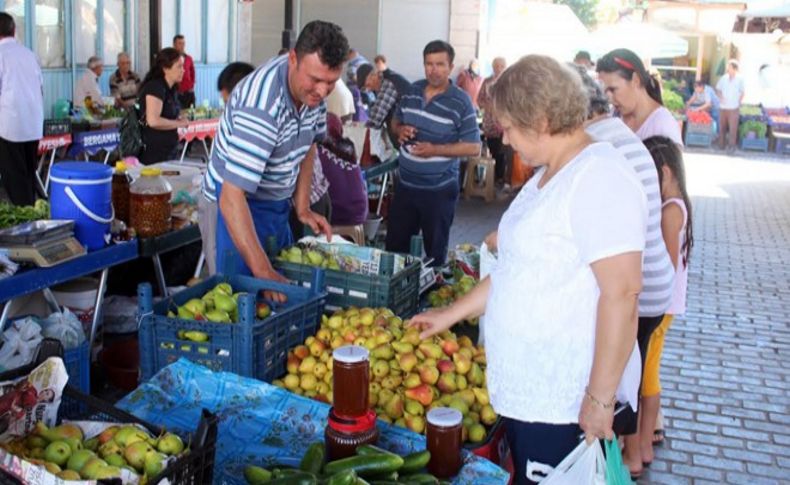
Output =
[{"x1": 49, "y1": 162, "x2": 113, "y2": 250}]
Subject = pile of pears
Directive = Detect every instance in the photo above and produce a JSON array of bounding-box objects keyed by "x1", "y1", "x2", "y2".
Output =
[
  {"x1": 427, "y1": 275, "x2": 479, "y2": 326},
  {"x1": 0, "y1": 421, "x2": 186, "y2": 482},
  {"x1": 168, "y1": 282, "x2": 272, "y2": 340},
  {"x1": 272, "y1": 307, "x2": 498, "y2": 444},
  {"x1": 276, "y1": 244, "x2": 361, "y2": 272}
]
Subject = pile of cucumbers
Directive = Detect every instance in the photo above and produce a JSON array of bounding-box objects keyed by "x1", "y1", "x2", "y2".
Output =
[{"x1": 244, "y1": 443, "x2": 448, "y2": 485}]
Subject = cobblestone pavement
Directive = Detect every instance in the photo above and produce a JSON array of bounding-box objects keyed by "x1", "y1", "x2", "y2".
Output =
[{"x1": 449, "y1": 149, "x2": 790, "y2": 484}]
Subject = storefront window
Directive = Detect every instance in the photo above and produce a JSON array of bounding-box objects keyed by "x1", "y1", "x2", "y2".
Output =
[
  {"x1": 5, "y1": 0, "x2": 25, "y2": 44},
  {"x1": 180, "y1": 0, "x2": 203, "y2": 61},
  {"x1": 207, "y1": 0, "x2": 229, "y2": 63},
  {"x1": 35, "y1": 0, "x2": 66, "y2": 68},
  {"x1": 103, "y1": 0, "x2": 125, "y2": 62},
  {"x1": 75, "y1": 0, "x2": 98, "y2": 64}
]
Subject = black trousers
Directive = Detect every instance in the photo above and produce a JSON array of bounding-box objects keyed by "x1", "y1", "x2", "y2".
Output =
[
  {"x1": 385, "y1": 181, "x2": 459, "y2": 266},
  {"x1": 504, "y1": 418, "x2": 583, "y2": 485},
  {"x1": 289, "y1": 192, "x2": 332, "y2": 240},
  {"x1": 0, "y1": 137, "x2": 39, "y2": 205},
  {"x1": 485, "y1": 136, "x2": 508, "y2": 183}
]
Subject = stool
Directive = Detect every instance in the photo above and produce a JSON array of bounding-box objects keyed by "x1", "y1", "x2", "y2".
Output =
[
  {"x1": 332, "y1": 224, "x2": 365, "y2": 245},
  {"x1": 464, "y1": 157, "x2": 496, "y2": 202}
]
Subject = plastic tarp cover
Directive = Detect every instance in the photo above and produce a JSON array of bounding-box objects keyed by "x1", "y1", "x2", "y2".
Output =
[{"x1": 117, "y1": 359, "x2": 510, "y2": 485}]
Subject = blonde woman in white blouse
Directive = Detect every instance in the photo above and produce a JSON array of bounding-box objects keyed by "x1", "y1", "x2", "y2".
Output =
[{"x1": 411, "y1": 55, "x2": 646, "y2": 484}]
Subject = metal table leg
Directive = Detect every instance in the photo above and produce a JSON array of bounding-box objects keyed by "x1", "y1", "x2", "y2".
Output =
[
  {"x1": 194, "y1": 252, "x2": 206, "y2": 279},
  {"x1": 152, "y1": 253, "x2": 168, "y2": 297},
  {"x1": 0, "y1": 301, "x2": 13, "y2": 329},
  {"x1": 41, "y1": 288, "x2": 61, "y2": 314},
  {"x1": 35, "y1": 152, "x2": 48, "y2": 196},
  {"x1": 179, "y1": 141, "x2": 190, "y2": 163},
  {"x1": 44, "y1": 148, "x2": 58, "y2": 193},
  {"x1": 201, "y1": 139, "x2": 210, "y2": 161},
  {"x1": 376, "y1": 172, "x2": 389, "y2": 216},
  {"x1": 88, "y1": 268, "x2": 109, "y2": 358}
]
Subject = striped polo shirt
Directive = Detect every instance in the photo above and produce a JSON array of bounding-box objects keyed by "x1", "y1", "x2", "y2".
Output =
[
  {"x1": 205, "y1": 55, "x2": 326, "y2": 202},
  {"x1": 395, "y1": 80, "x2": 479, "y2": 189},
  {"x1": 586, "y1": 117, "x2": 675, "y2": 317}
]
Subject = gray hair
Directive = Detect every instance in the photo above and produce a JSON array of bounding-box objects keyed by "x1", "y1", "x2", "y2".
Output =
[
  {"x1": 117, "y1": 52, "x2": 130, "y2": 62},
  {"x1": 87, "y1": 56, "x2": 103, "y2": 69},
  {"x1": 568, "y1": 63, "x2": 610, "y2": 118}
]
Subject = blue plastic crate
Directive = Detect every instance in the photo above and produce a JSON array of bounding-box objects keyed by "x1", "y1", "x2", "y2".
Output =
[
  {"x1": 740, "y1": 137, "x2": 769, "y2": 152},
  {"x1": 138, "y1": 270, "x2": 327, "y2": 383},
  {"x1": 774, "y1": 136, "x2": 790, "y2": 155},
  {"x1": 685, "y1": 132, "x2": 713, "y2": 147}
]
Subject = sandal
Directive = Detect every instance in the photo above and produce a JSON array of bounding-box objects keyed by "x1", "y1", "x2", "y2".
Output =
[{"x1": 653, "y1": 429, "x2": 665, "y2": 446}]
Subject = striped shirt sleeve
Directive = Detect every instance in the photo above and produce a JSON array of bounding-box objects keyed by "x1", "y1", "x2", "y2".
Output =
[
  {"x1": 457, "y1": 95, "x2": 481, "y2": 143},
  {"x1": 313, "y1": 103, "x2": 327, "y2": 144},
  {"x1": 219, "y1": 105, "x2": 279, "y2": 194}
]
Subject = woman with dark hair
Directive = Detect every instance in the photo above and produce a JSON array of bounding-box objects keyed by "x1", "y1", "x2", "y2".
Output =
[
  {"x1": 596, "y1": 49, "x2": 682, "y2": 145},
  {"x1": 138, "y1": 48, "x2": 188, "y2": 165},
  {"x1": 319, "y1": 113, "x2": 368, "y2": 226}
]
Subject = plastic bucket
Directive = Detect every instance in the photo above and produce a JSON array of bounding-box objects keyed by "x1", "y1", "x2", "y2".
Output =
[{"x1": 49, "y1": 162, "x2": 113, "y2": 250}]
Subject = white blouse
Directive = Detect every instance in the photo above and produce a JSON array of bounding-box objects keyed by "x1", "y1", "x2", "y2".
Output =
[{"x1": 484, "y1": 142, "x2": 646, "y2": 424}]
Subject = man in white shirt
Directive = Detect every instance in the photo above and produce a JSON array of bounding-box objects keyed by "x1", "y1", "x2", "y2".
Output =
[
  {"x1": 74, "y1": 56, "x2": 104, "y2": 109},
  {"x1": 716, "y1": 59, "x2": 745, "y2": 153},
  {"x1": 0, "y1": 13, "x2": 44, "y2": 206},
  {"x1": 325, "y1": 77, "x2": 355, "y2": 122}
]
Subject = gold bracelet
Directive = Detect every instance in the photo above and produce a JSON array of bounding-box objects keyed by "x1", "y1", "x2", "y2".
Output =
[{"x1": 585, "y1": 387, "x2": 616, "y2": 409}]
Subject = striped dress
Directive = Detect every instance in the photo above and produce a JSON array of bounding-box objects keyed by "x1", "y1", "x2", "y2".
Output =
[
  {"x1": 586, "y1": 117, "x2": 675, "y2": 317},
  {"x1": 204, "y1": 55, "x2": 326, "y2": 202}
]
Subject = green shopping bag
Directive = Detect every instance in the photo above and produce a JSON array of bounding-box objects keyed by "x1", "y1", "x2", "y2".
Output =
[{"x1": 604, "y1": 439, "x2": 634, "y2": 485}]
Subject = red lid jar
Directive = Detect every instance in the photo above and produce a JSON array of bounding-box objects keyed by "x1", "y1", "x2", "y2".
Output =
[
  {"x1": 426, "y1": 407, "x2": 463, "y2": 479},
  {"x1": 325, "y1": 408, "x2": 379, "y2": 461}
]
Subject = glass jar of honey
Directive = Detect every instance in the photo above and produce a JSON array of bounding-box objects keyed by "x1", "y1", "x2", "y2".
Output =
[
  {"x1": 325, "y1": 409, "x2": 379, "y2": 461},
  {"x1": 332, "y1": 345, "x2": 370, "y2": 418},
  {"x1": 426, "y1": 407, "x2": 463, "y2": 479}
]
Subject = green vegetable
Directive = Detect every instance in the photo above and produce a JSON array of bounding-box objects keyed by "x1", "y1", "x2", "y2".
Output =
[
  {"x1": 368, "y1": 472, "x2": 398, "y2": 481},
  {"x1": 662, "y1": 89, "x2": 685, "y2": 114},
  {"x1": 300, "y1": 442, "x2": 326, "y2": 475},
  {"x1": 398, "y1": 473, "x2": 438, "y2": 485},
  {"x1": 739, "y1": 120, "x2": 767, "y2": 139},
  {"x1": 266, "y1": 472, "x2": 318, "y2": 485},
  {"x1": 245, "y1": 465, "x2": 273, "y2": 484},
  {"x1": 0, "y1": 200, "x2": 50, "y2": 229},
  {"x1": 398, "y1": 451, "x2": 431, "y2": 475},
  {"x1": 356, "y1": 445, "x2": 400, "y2": 458},
  {"x1": 324, "y1": 454, "x2": 404, "y2": 478},
  {"x1": 328, "y1": 469, "x2": 358, "y2": 485},
  {"x1": 273, "y1": 468, "x2": 302, "y2": 479}
]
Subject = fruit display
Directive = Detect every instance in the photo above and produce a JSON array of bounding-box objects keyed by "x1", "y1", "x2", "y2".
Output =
[
  {"x1": 739, "y1": 104, "x2": 763, "y2": 118},
  {"x1": 272, "y1": 307, "x2": 497, "y2": 445},
  {"x1": 426, "y1": 275, "x2": 479, "y2": 326},
  {"x1": 739, "y1": 120, "x2": 768, "y2": 139},
  {"x1": 165, "y1": 282, "x2": 272, "y2": 332},
  {"x1": 686, "y1": 110, "x2": 712, "y2": 125},
  {"x1": 244, "y1": 441, "x2": 440, "y2": 485},
  {"x1": 276, "y1": 244, "x2": 366, "y2": 272},
  {"x1": 0, "y1": 421, "x2": 187, "y2": 482},
  {"x1": 769, "y1": 114, "x2": 790, "y2": 133}
]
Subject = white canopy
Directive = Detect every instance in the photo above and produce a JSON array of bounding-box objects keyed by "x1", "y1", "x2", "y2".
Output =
[{"x1": 588, "y1": 22, "x2": 689, "y2": 60}]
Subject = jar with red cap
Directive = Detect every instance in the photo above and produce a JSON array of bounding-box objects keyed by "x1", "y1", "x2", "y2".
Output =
[
  {"x1": 426, "y1": 407, "x2": 463, "y2": 478},
  {"x1": 325, "y1": 408, "x2": 379, "y2": 461},
  {"x1": 332, "y1": 345, "x2": 370, "y2": 417}
]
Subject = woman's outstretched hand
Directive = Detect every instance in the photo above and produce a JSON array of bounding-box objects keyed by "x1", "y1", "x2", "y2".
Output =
[{"x1": 408, "y1": 308, "x2": 456, "y2": 340}]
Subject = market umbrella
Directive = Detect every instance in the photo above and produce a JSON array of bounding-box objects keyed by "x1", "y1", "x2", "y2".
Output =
[{"x1": 588, "y1": 22, "x2": 689, "y2": 60}]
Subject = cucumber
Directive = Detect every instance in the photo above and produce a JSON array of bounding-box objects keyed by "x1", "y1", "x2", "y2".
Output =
[
  {"x1": 370, "y1": 482, "x2": 401, "y2": 485},
  {"x1": 273, "y1": 468, "x2": 302, "y2": 479},
  {"x1": 301, "y1": 442, "x2": 326, "y2": 475},
  {"x1": 399, "y1": 451, "x2": 430, "y2": 475},
  {"x1": 356, "y1": 445, "x2": 399, "y2": 457},
  {"x1": 324, "y1": 454, "x2": 404, "y2": 478},
  {"x1": 266, "y1": 472, "x2": 319, "y2": 485},
  {"x1": 355, "y1": 478, "x2": 371, "y2": 485},
  {"x1": 327, "y1": 469, "x2": 357, "y2": 485},
  {"x1": 244, "y1": 465, "x2": 272, "y2": 484},
  {"x1": 398, "y1": 473, "x2": 438, "y2": 485},
  {"x1": 368, "y1": 471, "x2": 398, "y2": 481}
]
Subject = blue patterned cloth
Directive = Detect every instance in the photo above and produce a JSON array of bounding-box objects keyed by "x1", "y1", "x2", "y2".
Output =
[{"x1": 117, "y1": 359, "x2": 509, "y2": 485}]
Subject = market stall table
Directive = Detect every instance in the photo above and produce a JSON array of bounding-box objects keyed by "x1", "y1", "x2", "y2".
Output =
[
  {"x1": 0, "y1": 240, "x2": 138, "y2": 350},
  {"x1": 177, "y1": 118, "x2": 219, "y2": 162},
  {"x1": 363, "y1": 155, "x2": 399, "y2": 216},
  {"x1": 118, "y1": 359, "x2": 510, "y2": 485},
  {"x1": 138, "y1": 224, "x2": 202, "y2": 297},
  {"x1": 67, "y1": 128, "x2": 121, "y2": 164},
  {"x1": 36, "y1": 133, "x2": 73, "y2": 194}
]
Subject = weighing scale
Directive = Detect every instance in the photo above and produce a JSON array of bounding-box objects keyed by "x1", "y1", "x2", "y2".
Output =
[{"x1": 0, "y1": 220, "x2": 86, "y2": 268}]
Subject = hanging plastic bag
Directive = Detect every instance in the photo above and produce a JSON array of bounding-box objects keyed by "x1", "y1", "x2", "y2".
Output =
[
  {"x1": 605, "y1": 439, "x2": 634, "y2": 485},
  {"x1": 0, "y1": 317, "x2": 43, "y2": 371},
  {"x1": 40, "y1": 308, "x2": 86, "y2": 349},
  {"x1": 539, "y1": 439, "x2": 606, "y2": 485}
]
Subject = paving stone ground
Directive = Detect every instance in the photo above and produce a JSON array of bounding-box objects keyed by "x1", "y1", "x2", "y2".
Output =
[{"x1": 449, "y1": 149, "x2": 790, "y2": 484}]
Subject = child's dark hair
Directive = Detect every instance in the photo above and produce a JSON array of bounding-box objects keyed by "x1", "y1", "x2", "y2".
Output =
[
  {"x1": 643, "y1": 136, "x2": 694, "y2": 267},
  {"x1": 596, "y1": 48, "x2": 663, "y2": 107}
]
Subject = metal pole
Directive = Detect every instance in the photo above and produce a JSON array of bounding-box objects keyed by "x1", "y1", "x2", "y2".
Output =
[
  {"x1": 282, "y1": 0, "x2": 295, "y2": 49},
  {"x1": 150, "y1": 0, "x2": 161, "y2": 62}
]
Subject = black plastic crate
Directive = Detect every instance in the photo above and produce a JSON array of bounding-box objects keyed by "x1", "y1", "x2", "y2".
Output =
[
  {"x1": 43, "y1": 119, "x2": 71, "y2": 136},
  {"x1": 0, "y1": 340, "x2": 218, "y2": 485}
]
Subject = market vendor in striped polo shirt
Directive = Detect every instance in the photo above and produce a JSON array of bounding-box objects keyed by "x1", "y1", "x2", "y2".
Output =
[
  {"x1": 386, "y1": 40, "x2": 481, "y2": 266},
  {"x1": 207, "y1": 21, "x2": 348, "y2": 289}
]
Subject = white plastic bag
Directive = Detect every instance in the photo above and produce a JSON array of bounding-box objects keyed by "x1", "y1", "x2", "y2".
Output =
[
  {"x1": 40, "y1": 308, "x2": 86, "y2": 349},
  {"x1": 538, "y1": 440, "x2": 606, "y2": 485},
  {"x1": 478, "y1": 241, "x2": 498, "y2": 346},
  {"x1": 0, "y1": 317, "x2": 43, "y2": 371}
]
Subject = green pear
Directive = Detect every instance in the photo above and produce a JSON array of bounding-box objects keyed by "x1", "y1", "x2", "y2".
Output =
[
  {"x1": 105, "y1": 453, "x2": 127, "y2": 468},
  {"x1": 57, "y1": 470, "x2": 81, "y2": 480},
  {"x1": 144, "y1": 450, "x2": 167, "y2": 477},
  {"x1": 25, "y1": 435, "x2": 47, "y2": 449},
  {"x1": 43, "y1": 441, "x2": 72, "y2": 466},
  {"x1": 83, "y1": 437, "x2": 99, "y2": 452},
  {"x1": 80, "y1": 457, "x2": 108, "y2": 479},
  {"x1": 177, "y1": 306, "x2": 194, "y2": 320},
  {"x1": 156, "y1": 433, "x2": 185, "y2": 455},
  {"x1": 214, "y1": 293, "x2": 237, "y2": 313},
  {"x1": 206, "y1": 309, "x2": 231, "y2": 323},
  {"x1": 95, "y1": 465, "x2": 122, "y2": 479},
  {"x1": 124, "y1": 440, "x2": 154, "y2": 471},
  {"x1": 244, "y1": 465, "x2": 273, "y2": 484},
  {"x1": 63, "y1": 437, "x2": 83, "y2": 453},
  {"x1": 183, "y1": 298, "x2": 206, "y2": 316},
  {"x1": 214, "y1": 282, "x2": 233, "y2": 296},
  {"x1": 67, "y1": 449, "x2": 95, "y2": 472}
]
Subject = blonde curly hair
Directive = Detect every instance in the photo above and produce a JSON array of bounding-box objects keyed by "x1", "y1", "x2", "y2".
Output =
[{"x1": 491, "y1": 55, "x2": 588, "y2": 136}]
